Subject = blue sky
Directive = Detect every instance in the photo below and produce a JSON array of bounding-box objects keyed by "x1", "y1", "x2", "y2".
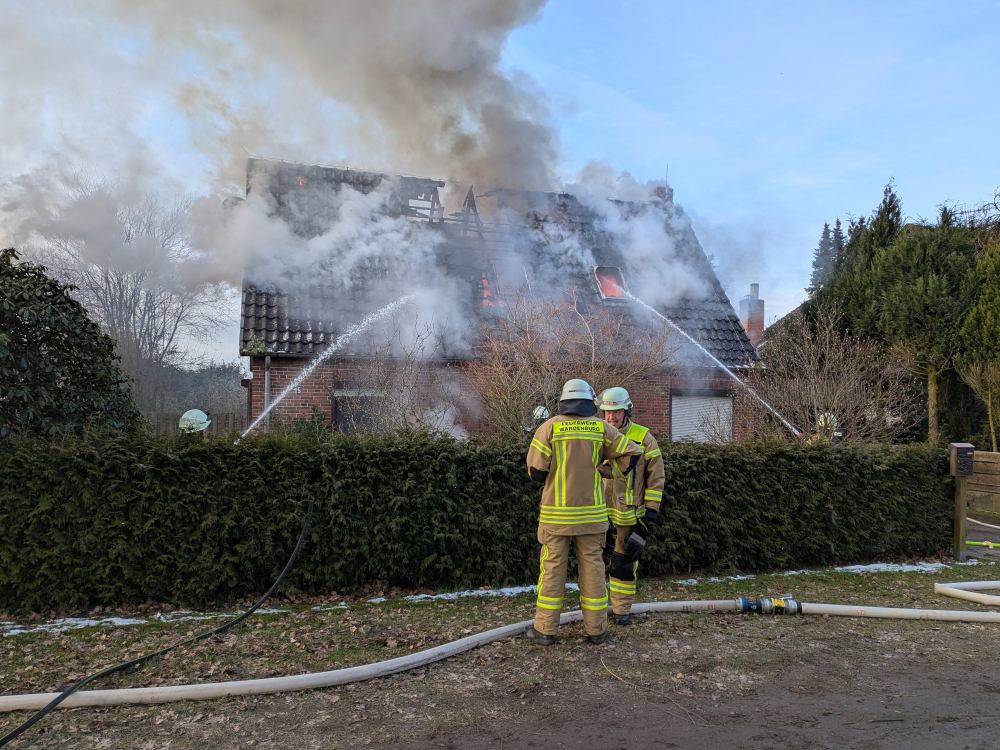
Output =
[{"x1": 503, "y1": 0, "x2": 1000, "y2": 322}]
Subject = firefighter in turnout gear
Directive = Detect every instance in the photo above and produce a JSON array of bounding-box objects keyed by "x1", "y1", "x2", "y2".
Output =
[
  {"x1": 597, "y1": 387, "x2": 665, "y2": 625},
  {"x1": 525, "y1": 379, "x2": 644, "y2": 645}
]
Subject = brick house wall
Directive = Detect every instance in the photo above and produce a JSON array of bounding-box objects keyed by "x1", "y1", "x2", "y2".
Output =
[
  {"x1": 248, "y1": 357, "x2": 453, "y2": 426},
  {"x1": 246, "y1": 356, "x2": 754, "y2": 442},
  {"x1": 628, "y1": 368, "x2": 753, "y2": 442}
]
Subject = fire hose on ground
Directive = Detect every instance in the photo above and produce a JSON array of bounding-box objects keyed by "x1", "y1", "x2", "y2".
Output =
[{"x1": 3, "y1": 581, "x2": 1000, "y2": 717}]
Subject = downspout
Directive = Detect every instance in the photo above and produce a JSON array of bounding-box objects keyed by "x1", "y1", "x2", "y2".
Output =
[{"x1": 264, "y1": 355, "x2": 272, "y2": 433}]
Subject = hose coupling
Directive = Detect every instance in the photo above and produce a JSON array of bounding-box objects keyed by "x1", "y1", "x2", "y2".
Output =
[{"x1": 737, "y1": 596, "x2": 802, "y2": 616}]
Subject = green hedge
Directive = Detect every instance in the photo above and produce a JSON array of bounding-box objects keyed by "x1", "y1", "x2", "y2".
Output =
[{"x1": 0, "y1": 433, "x2": 952, "y2": 615}]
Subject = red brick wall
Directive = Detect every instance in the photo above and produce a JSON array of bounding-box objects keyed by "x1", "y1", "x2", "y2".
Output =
[
  {"x1": 629, "y1": 367, "x2": 753, "y2": 442},
  {"x1": 248, "y1": 357, "x2": 756, "y2": 442},
  {"x1": 249, "y1": 357, "x2": 375, "y2": 426},
  {"x1": 248, "y1": 357, "x2": 476, "y2": 430},
  {"x1": 628, "y1": 371, "x2": 671, "y2": 435}
]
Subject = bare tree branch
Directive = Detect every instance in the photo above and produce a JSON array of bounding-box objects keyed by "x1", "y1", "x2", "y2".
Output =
[
  {"x1": 744, "y1": 302, "x2": 923, "y2": 443},
  {"x1": 24, "y1": 181, "x2": 229, "y2": 414},
  {"x1": 465, "y1": 290, "x2": 679, "y2": 441}
]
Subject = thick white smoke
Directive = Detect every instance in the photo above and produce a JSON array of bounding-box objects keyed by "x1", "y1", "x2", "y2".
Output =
[
  {"x1": 189, "y1": 172, "x2": 474, "y2": 355},
  {"x1": 565, "y1": 162, "x2": 710, "y2": 307},
  {"x1": 1, "y1": 0, "x2": 723, "y2": 367}
]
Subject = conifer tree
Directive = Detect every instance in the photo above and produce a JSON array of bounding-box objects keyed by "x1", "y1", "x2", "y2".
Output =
[
  {"x1": 872, "y1": 207, "x2": 976, "y2": 443},
  {"x1": 832, "y1": 217, "x2": 845, "y2": 259},
  {"x1": 807, "y1": 222, "x2": 834, "y2": 295},
  {"x1": 820, "y1": 184, "x2": 903, "y2": 338},
  {"x1": 959, "y1": 237, "x2": 1000, "y2": 450}
]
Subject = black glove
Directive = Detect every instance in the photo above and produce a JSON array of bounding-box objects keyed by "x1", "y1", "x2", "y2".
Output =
[
  {"x1": 636, "y1": 507, "x2": 659, "y2": 537},
  {"x1": 623, "y1": 530, "x2": 646, "y2": 562},
  {"x1": 623, "y1": 508, "x2": 658, "y2": 562},
  {"x1": 602, "y1": 525, "x2": 617, "y2": 567},
  {"x1": 528, "y1": 467, "x2": 549, "y2": 484}
]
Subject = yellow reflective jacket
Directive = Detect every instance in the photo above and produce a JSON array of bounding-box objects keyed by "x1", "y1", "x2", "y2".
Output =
[
  {"x1": 526, "y1": 415, "x2": 644, "y2": 536},
  {"x1": 602, "y1": 421, "x2": 665, "y2": 527}
]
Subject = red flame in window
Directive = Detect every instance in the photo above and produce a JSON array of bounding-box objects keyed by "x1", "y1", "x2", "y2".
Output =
[{"x1": 595, "y1": 267, "x2": 626, "y2": 299}]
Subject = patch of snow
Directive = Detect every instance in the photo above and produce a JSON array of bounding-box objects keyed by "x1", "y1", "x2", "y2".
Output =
[
  {"x1": 2, "y1": 616, "x2": 146, "y2": 637},
  {"x1": 3, "y1": 607, "x2": 292, "y2": 638},
  {"x1": 833, "y1": 562, "x2": 948, "y2": 574},
  {"x1": 364, "y1": 583, "x2": 581, "y2": 605},
  {"x1": 154, "y1": 607, "x2": 288, "y2": 623}
]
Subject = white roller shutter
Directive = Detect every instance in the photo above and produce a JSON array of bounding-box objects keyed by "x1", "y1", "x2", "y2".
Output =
[{"x1": 671, "y1": 395, "x2": 733, "y2": 443}]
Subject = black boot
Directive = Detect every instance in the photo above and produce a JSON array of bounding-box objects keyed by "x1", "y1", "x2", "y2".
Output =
[
  {"x1": 525, "y1": 627, "x2": 556, "y2": 646},
  {"x1": 587, "y1": 630, "x2": 610, "y2": 644},
  {"x1": 612, "y1": 612, "x2": 633, "y2": 626}
]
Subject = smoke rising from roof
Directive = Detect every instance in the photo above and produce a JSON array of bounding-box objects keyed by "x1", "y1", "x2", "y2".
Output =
[
  {"x1": 1, "y1": 1, "x2": 739, "y2": 367},
  {"x1": 565, "y1": 162, "x2": 711, "y2": 307},
  {"x1": 106, "y1": 0, "x2": 556, "y2": 192}
]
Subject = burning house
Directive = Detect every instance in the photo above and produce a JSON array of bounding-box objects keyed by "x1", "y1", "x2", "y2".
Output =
[{"x1": 238, "y1": 157, "x2": 758, "y2": 442}]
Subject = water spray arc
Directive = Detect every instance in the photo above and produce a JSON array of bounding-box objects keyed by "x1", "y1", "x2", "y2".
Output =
[
  {"x1": 238, "y1": 294, "x2": 416, "y2": 441},
  {"x1": 625, "y1": 292, "x2": 803, "y2": 439}
]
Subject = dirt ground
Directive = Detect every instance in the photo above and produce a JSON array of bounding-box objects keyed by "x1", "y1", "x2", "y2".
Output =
[{"x1": 4, "y1": 562, "x2": 1000, "y2": 749}]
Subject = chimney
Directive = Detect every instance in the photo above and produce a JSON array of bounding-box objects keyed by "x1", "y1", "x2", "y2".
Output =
[
  {"x1": 740, "y1": 283, "x2": 764, "y2": 347},
  {"x1": 652, "y1": 185, "x2": 674, "y2": 204}
]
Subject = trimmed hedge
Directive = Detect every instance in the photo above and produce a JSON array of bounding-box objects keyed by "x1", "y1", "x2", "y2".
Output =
[{"x1": 0, "y1": 433, "x2": 952, "y2": 615}]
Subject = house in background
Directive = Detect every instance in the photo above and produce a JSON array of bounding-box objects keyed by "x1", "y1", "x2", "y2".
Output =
[{"x1": 238, "y1": 158, "x2": 759, "y2": 442}]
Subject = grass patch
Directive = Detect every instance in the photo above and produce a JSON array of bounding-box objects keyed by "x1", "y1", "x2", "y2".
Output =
[{"x1": 4, "y1": 559, "x2": 1000, "y2": 747}]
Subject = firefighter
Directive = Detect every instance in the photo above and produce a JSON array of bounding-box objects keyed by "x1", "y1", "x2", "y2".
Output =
[
  {"x1": 525, "y1": 379, "x2": 643, "y2": 645},
  {"x1": 597, "y1": 387, "x2": 665, "y2": 626}
]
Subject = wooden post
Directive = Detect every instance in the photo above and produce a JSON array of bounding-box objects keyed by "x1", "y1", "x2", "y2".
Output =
[
  {"x1": 950, "y1": 442, "x2": 975, "y2": 562},
  {"x1": 955, "y1": 475, "x2": 969, "y2": 562}
]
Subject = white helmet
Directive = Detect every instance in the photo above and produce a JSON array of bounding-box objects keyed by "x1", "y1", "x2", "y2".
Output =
[
  {"x1": 559, "y1": 378, "x2": 596, "y2": 402},
  {"x1": 597, "y1": 387, "x2": 632, "y2": 412},
  {"x1": 179, "y1": 409, "x2": 211, "y2": 433}
]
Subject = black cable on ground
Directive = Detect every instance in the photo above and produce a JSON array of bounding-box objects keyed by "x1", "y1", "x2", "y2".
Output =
[{"x1": 0, "y1": 495, "x2": 315, "y2": 748}]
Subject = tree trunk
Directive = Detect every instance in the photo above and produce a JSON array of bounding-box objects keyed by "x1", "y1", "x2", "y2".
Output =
[{"x1": 927, "y1": 364, "x2": 939, "y2": 444}]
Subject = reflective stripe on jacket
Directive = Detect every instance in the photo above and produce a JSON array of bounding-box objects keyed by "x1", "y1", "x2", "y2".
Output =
[
  {"x1": 527, "y1": 415, "x2": 643, "y2": 536},
  {"x1": 603, "y1": 421, "x2": 665, "y2": 527}
]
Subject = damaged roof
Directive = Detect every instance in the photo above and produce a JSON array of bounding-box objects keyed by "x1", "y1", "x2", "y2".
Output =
[{"x1": 238, "y1": 158, "x2": 758, "y2": 368}]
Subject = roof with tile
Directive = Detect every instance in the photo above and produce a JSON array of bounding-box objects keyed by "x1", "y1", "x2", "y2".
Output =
[{"x1": 238, "y1": 159, "x2": 758, "y2": 368}]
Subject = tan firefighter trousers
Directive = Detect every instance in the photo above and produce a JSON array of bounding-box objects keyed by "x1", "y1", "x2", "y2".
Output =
[
  {"x1": 609, "y1": 525, "x2": 640, "y2": 615},
  {"x1": 534, "y1": 526, "x2": 609, "y2": 636}
]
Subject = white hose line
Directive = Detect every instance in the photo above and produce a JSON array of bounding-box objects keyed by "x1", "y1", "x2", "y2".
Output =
[
  {"x1": 800, "y1": 602, "x2": 1000, "y2": 622},
  {"x1": 967, "y1": 517, "x2": 1000, "y2": 531},
  {"x1": 0, "y1": 601, "x2": 734, "y2": 713},
  {"x1": 1, "y1": 589, "x2": 997, "y2": 713},
  {"x1": 933, "y1": 579, "x2": 1000, "y2": 606}
]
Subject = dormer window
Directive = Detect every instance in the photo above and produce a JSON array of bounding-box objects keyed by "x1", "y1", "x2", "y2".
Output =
[{"x1": 594, "y1": 265, "x2": 627, "y2": 302}]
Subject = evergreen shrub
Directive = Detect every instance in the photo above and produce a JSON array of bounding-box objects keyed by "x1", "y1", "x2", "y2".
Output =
[{"x1": 0, "y1": 433, "x2": 951, "y2": 615}]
